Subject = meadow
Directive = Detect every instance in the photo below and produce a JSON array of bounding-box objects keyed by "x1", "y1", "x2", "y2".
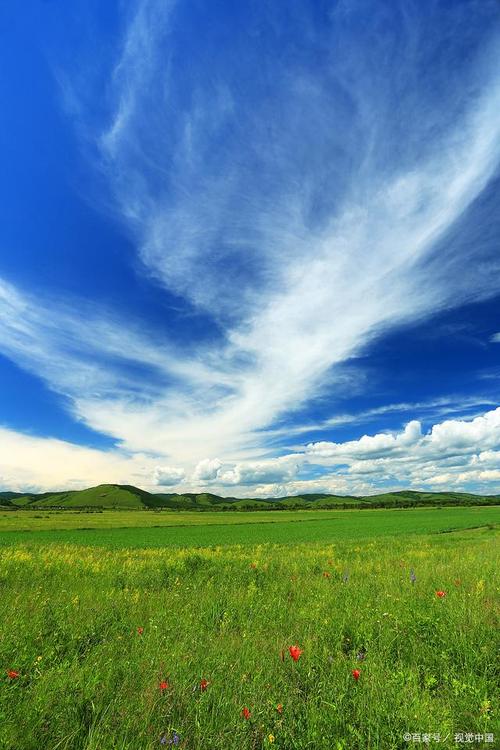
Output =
[
  {"x1": 0, "y1": 508, "x2": 498, "y2": 750},
  {"x1": 0, "y1": 505, "x2": 498, "y2": 547}
]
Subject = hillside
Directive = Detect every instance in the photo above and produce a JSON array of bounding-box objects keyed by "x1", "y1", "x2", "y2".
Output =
[{"x1": 2, "y1": 484, "x2": 499, "y2": 511}]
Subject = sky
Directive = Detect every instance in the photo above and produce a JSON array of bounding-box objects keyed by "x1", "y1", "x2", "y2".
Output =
[{"x1": 0, "y1": 0, "x2": 500, "y2": 497}]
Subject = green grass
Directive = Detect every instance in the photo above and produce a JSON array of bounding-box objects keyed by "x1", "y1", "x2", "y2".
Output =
[
  {"x1": 0, "y1": 508, "x2": 382, "y2": 532},
  {"x1": 0, "y1": 506, "x2": 498, "y2": 548},
  {"x1": 1, "y1": 508, "x2": 498, "y2": 749}
]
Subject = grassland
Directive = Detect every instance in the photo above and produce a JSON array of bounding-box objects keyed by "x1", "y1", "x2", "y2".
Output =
[
  {"x1": 1, "y1": 508, "x2": 498, "y2": 749},
  {"x1": 0, "y1": 506, "x2": 498, "y2": 548}
]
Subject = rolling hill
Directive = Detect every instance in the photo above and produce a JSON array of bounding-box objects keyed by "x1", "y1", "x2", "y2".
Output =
[{"x1": 1, "y1": 484, "x2": 498, "y2": 511}]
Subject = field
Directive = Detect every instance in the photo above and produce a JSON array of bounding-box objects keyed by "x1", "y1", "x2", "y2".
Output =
[{"x1": 1, "y1": 507, "x2": 498, "y2": 750}]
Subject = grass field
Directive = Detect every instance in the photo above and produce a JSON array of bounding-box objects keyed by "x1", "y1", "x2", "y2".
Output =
[
  {"x1": 1, "y1": 508, "x2": 498, "y2": 749},
  {"x1": 0, "y1": 506, "x2": 498, "y2": 548}
]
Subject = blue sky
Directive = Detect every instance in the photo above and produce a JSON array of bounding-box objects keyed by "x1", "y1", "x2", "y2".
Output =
[{"x1": 1, "y1": 0, "x2": 500, "y2": 495}]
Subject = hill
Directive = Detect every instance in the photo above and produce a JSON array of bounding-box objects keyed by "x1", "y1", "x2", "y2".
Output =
[{"x1": 2, "y1": 484, "x2": 499, "y2": 511}]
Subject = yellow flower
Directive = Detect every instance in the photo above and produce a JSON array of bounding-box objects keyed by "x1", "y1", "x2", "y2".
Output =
[{"x1": 268, "y1": 735, "x2": 275, "y2": 744}]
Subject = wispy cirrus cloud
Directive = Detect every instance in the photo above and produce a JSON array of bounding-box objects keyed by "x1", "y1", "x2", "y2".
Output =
[
  {"x1": 91, "y1": 0, "x2": 500, "y2": 455},
  {"x1": 1, "y1": 0, "x2": 500, "y2": 492}
]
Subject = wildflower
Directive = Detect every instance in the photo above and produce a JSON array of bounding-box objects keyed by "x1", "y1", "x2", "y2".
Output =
[
  {"x1": 276, "y1": 703, "x2": 283, "y2": 714},
  {"x1": 436, "y1": 590, "x2": 446, "y2": 598},
  {"x1": 342, "y1": 571, "x2": 349, "y2": 583},
  {"x1": 200, "y1": 678, "x2": 209, "y2": 691},
  {"x1": 352, "y1": 669, "x2": 361, "y2": 681},
  {"x1": 242, "y1": 706, "x2": 251, "y2": 720},
  {"x1": 356, "y1": 651, "x2": 366, "y2": 661},
  {"x1": 323, "y1": 571, "x2": 331, "y2": 578},
  {"x1": 288, "y1": 645, "x2": 303, "y2": 662},
  {"x1": 268, "y1": 734, "x2": 275, "y2": 744},
  {"x1": 410, "y1": 569, "x2": 417, "y2": 584},
  {"x1": 137, "y1": 627, "x2": 144, "y2": 635},
  {"x1": 159, "y1": 680, "x2": 169, "y2": 691},
  {"x1": 168, "y1": 732, "x2": 180, "y2": 746},
  {"x1": 7, "y1": 670, "x2": 19, "y2": 679},
  {"x1": 480, "y1": 699, "x2": 491, "y2": 716},
  {"x1": 160, "y1": 736, "x2": 167, "y2": 745}
]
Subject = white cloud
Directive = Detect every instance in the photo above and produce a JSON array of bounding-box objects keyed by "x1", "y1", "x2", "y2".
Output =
[
  {"x1": 1, "y1": 3, "x2": 500, "y2": 495},
  {"x1": 428, "y1": 408, "x2": 500, "y2": 452},
  {"x1": 490, "y1": 332, "x2": 500, "y2": 343},
  {"x1": 1, "y1": 407, "x2": 499, "y2": 495},
  {"x1": 303, "y1": 408, "x2": 500, "y2": 494},
  {"x1": 307, "y1": 420, "x2": 422, "y2": 459},
  {"x1": 193, "y1": 458, "x2": 222, "y2": 481},
  {"x1": 193, "y1": 456, "x2": 301, "y2": 487},
  {"x1": 0, "y1": 426, "x2": 158, "y2": 492},
  {"x1": 153, "y1": 466, "x2": 185, "y2": 486}
]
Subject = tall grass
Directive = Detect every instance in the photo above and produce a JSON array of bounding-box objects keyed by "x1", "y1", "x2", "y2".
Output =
[{"x1": 0, "y1": 530, "x2": 497, "y2": 749}]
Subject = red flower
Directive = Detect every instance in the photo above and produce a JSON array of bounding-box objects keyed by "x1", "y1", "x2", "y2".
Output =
[
  {"x1": 288, "y1": 645, "x2": 303, "y2": 662},
  {"x1": 200, "y1": 678, "x2": 209, "y2": 691},
  {"x1": 323, "y1": 571, "x2": 331, "y2": 578},
  {"x1": 241, "y1": 707, "x2": 251, "y2": 720},
  {"x1": 276, "y1": 703, "x2": 283, "y2": 714},
  {"x1": 137, "y1": 627, "x2": 144, "y2": 635},
  {"x1": 436, "y1": 590, "x2": 446, "y2": 598},
  {"x1": 352, "y1": 669, "x2": 361, "y2": 681},
  {"x1": 7, "y1": 670, "x2": 19, "y2": 680},
  {"x1": 159, "y1": 680, "x2": 169, "y2": 691}
]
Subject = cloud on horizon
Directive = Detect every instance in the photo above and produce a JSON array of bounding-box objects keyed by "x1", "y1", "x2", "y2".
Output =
[{"x1": 1, "y1": 406, "x2": 499, "y2": 496}]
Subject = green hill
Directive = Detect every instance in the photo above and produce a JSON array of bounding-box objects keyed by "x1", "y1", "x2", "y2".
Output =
[
  {"x1": 4, "y1": 484, "x2": 499, "y2": 511},
  {"x1": 26, "y1": 485, "x2": 148, "y2": 509}
]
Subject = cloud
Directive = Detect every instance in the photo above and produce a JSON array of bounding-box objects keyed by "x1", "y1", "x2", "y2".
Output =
[
  {"x1": 0, "y1": 406, "x2": 499, "y2": 495},
  {"x1": 1, "y1": 1, "x2": 500, "y2": 494},
  {"x1": 193, "y1": 458, "x2": 222, "y2": 481},
  {"x1": 307, "y1": 420, "x2": 422, "y2": 459},
  {"x1": 193, "y1": 456, "x2": 301, "y2": 487},
  {"x1": 302, "y1": 407, "x2": 500, "y2": 494},
  {"x1": 90, "y1": 0, "x2": 500, "y2": 457},
  {"x1": 0, "y1": 426, "x2": 158, "y2": 492},
  {"x1": 490, "y1": 332, "x2": 500, "y2": 343},
  {"x1": 153, "y1": 466, "x2": 185, "y2": 486}
]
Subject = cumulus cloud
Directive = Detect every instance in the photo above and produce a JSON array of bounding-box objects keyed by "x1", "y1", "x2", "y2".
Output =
[
  {"x1": 193, "y1": 456, "x2": 301, "y2": 487},
  {"x1": 193, "y1": 458, "x2": 222, "y2": 481},
  {"x1": 153, "y1": 466, "x2": 186, "y2": 486},
  {"x1": 303, "y1": 408, "x2": 500, "y2": 494},
  {"x1": 307, "y1": 420, "x2": 423, "y2": 459},
  {"x1": 490, "y1": 332, "x2": 500, "y2": 343}
]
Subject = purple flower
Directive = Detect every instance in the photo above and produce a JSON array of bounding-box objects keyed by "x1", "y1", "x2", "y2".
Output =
[
  {"x1": 168, "y1": 733, "x2": 180, "y2": 746},
  {"x1": 410, "y1": 569, "x2": 416, "y2": 584},
  {"x1": 160, "y1": 736, "x2": 167, "y2": 746}
]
